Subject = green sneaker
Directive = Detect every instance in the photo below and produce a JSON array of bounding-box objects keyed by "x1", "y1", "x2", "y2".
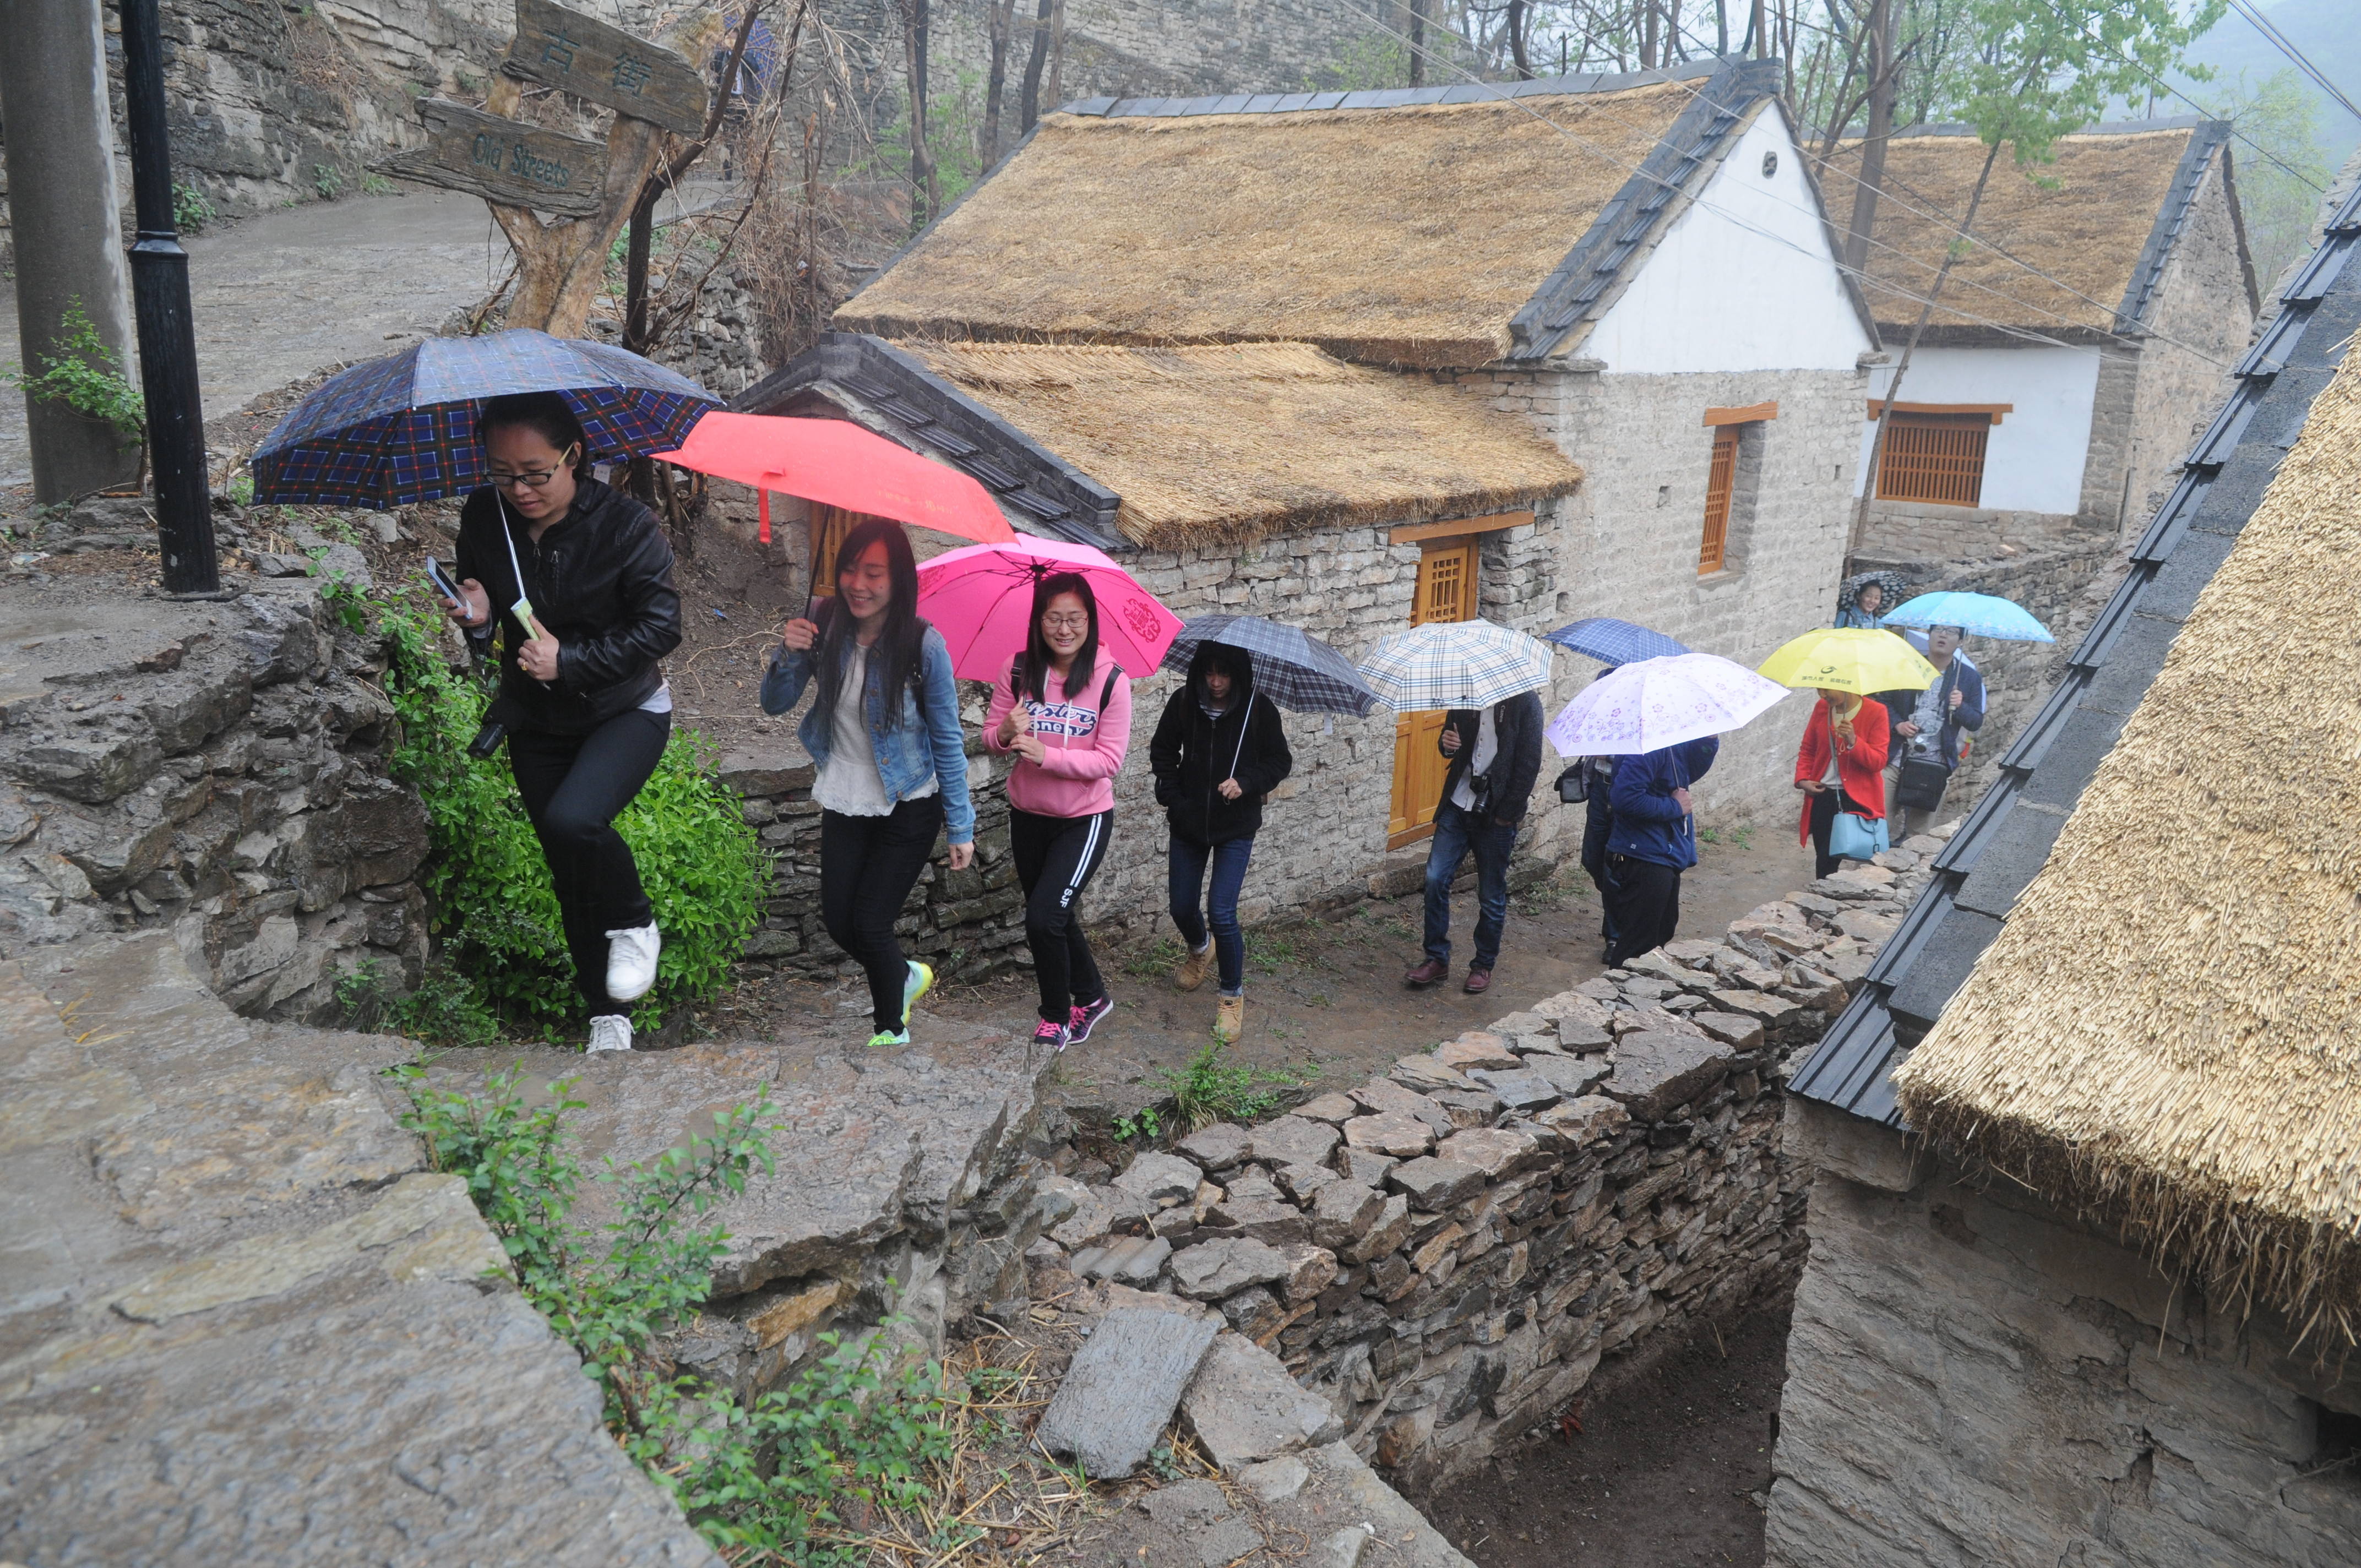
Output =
[
  {"x1": 866, "y1": 1026, "x2": 911, "y2": 1048},
  {"x1": 902, "y1": 960, "x2": 934, "y2": 1027}
]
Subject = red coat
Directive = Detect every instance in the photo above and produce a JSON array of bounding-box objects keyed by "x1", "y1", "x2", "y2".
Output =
[{"x1": 1794, "y1": 696, "x2": 1889, "y2": 845}]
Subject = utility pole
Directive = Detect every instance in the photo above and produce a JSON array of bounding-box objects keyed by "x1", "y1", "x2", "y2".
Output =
[
  {"x1": 1843, "y1": 0, "x2": 1896, "y2": 277},
  {"x1": 0, "y1": 0, "x2": 141, "y2": 502},
  {"x1": 118, "y1": 0, "x2": 219, "y2": 594},
  {"x1": 1408, "y1": 0, "x2": 1426, "y2": 88}
]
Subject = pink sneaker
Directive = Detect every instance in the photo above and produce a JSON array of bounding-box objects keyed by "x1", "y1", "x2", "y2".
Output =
[
  {"x1": 1069, "y1": 995, "x2": 1114, "y2": 1043},
  {"x1": 1031, "y1": 1017, "x2": 1070, "y2": 1053}
]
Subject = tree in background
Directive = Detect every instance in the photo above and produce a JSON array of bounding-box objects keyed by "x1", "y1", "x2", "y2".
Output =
[{"x1": 2204, "y1": 68, "x2": 2332, "y2": 288}]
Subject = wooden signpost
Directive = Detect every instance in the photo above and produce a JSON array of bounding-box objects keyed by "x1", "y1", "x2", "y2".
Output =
[
  {"x1": 499, "y1": 0, "x2": 710, "y2": 138},
  {"x1": 379, "y1": 99, "x2": 607, "y2": 216}
]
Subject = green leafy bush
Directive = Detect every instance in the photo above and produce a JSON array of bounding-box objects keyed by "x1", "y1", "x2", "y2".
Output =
[
  {"x1": 394, "y1": 1066, "x2": 961, "y2": 1563},
  {"x1": 336, "y1": 956, "x2": 503, "y2": 1047},
  {"x1": 313, "y1": 162, "x2": 344, "y2": 200},
  {"x1": 377, "y1": 594, "x2": 766, "y2": 1032},
  {"x1": 172, "y1": 180, "x2": 215, "y2": 232},
  {"x1": 9, "y1": 301, "x2": 144, "y2": 442}
]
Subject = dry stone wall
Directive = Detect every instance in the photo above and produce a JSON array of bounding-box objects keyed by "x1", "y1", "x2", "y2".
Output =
[{"x1": 1020, "y1": 842, "x2": 1940, "y2": 1488}]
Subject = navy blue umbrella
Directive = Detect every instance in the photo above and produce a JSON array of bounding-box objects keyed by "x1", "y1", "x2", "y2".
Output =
[
  {"x1": 1159, "y1": 614, "x2": 1380, "y2": 716},
  {"x1": 251, "y1": 329, "x2": 721, "y2": 508},
  {"x1": 1542, "y1": 617, "x2": 1691, "y2": 665}
]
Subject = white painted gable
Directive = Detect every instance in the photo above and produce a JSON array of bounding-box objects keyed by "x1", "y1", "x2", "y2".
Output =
[
  {"x1": 1584, "y1": 108, "x2": 1873, "y2": 374},
  {"x1": 1854, "y1": 346, "x2": 2103, "y2": 513}
]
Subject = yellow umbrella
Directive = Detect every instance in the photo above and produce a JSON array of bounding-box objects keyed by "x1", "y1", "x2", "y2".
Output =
[{"x1": 1757, "y1": 627, "x2": 1939, "y2": 694}]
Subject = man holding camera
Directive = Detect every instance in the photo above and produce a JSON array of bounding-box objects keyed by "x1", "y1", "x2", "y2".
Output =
[
  {"x1": 1403, "y1": 691, "x2": 1543, "y2": 995},
  {"x1": 1886, "y1": 624, "x2": 1984, "y2": 838}
]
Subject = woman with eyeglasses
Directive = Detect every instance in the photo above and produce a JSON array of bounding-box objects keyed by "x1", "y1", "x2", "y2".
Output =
[
  {"x1": 983, "y1": 573, "x2": 1132, "y2": 1054},
  {"x1": 444, "y1": 392, "x2": 682, "y2": 1055}
]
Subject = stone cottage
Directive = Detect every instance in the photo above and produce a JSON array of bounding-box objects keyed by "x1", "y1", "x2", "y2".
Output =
[
  {"x1": 1828, "y1": 119, "x2": 2257, "y2": 559},
  {"x1": 818, "y1": 57, "x2": 1880, "y2": 839},
  {"x1": 1771, "y1": 173, "x2": 2361, "y2": 1566}
]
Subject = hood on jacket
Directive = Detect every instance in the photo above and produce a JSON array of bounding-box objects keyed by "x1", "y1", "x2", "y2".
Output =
[{"x1": 1186, "y1": 640, "x2": 1258, "y2": 710}]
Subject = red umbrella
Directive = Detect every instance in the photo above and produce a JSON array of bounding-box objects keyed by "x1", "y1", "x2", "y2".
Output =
[{"x1": 651, "y1": 410, "x2": 1016, "y2": 546}]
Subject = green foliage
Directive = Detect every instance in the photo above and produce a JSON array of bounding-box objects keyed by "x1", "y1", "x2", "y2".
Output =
[
  {"x1": 314, "y1": 163, "x2": 345, "y2": 200},
  {"x1": 172, "y1": 181, "x2": 215, "y2": 232},
  {"x1": 360, "y1": 172, "x2": 398, "y2": 197},
  {"x1": 337, "y1": 956, "x2": 504, "y2": 1047},
  {"x1": 1123, "y1": 935, "x2": 1182, "y2": 978},
  {"x1": 227, "y1": 472, "x2": 255, "y2": 505},
  {"x1": 374, "y1": 592, "x2": 767, "y2": 1032},
  {"x1": 1303, "y1": 30, "x2": 1413, "y2": 92},
  {"x1": 2204, "y1": 68, "x2": 2334, "y2": 287},
  {"x1": 395, "y1": 1066, "x2": 961, "y2": 1564},
  {"x1": 10, "y1": 301, "x2": 144, "y2": 441},
  {"x1": 1112, "y1": 1104, "x2": 1163, "y2": 1143},
  {"x1": 1162, "y1": 1038, "x2": 1304, "y2": 1131},
  {"x1": 1943, "y1": 0, "x2": 2225, "y2": 170},
  {"x1": 317, "y1": 570, "x2": 369, "y2": 631}
]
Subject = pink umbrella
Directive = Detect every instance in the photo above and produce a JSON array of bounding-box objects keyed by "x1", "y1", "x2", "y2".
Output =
[
  {"x1": 650, "y1": 410, "x2": 1016, "y2": 546},
  {"x1": 1546, "y1": 653, "x2": 1791, "y2": 756},
  {"x1": 916, "y1": 536, "x2": 1184, "y2": 683}
]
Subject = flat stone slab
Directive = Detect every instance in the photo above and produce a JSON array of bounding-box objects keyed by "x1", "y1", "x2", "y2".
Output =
[
  {"x1": 1690, "y1": 1010, "x2": 1767, "y2": 1050},
  {"x1": 1114, "y1": 1150, "x2": 1203, "y2": 1205},
  {"x1": 1207, "y1": 1197, "x2": 1311, "y2": 1246},
  {"x1": 1343, "y1": 1109, "x2": 1434, "y2": 1157},
  {"x1": 1247, "y1": 1116, "x2": 1340, "y2": 1168},
  {"x1": 1434, "y1": 1127, "x2": 1543, "y2": 1178},
  {"x1": 1388, "y1": 1055, "x2": 1472, "y2": 1093},
  {"x1": 1387, "y1": 1156, "x2": 1486, "y2": 1212},
  {"x1": 1466, "y1": 1066, "x2": 1561, "y2": 1112},
  {"x1": 1037, "y1": 1304, "x2": 1221, "y2": 1479},
  {"x1": 1181, "y1": 1331, "x2": 1344, "y2": 1472},
  {"x1": 1071, "y1": 1234, "x2": 1173, "y2": 1285},
  {"x1": 1170, "y1": 1237, "x2": 1292, "y2": 1300},
  {"x1": 1603, "y1": 1031, "x2": 1737, "y2": 1121},
  {"x1": 1176, "y1": 1123, "x2": 1253, "y2": 1169},
  {"x1": 1523, "y1": 1052, "x2": 1609, "y2": 1098},
  {"x1": 1434, "y1": 1031, "x2": 1519, "y2": 1071}
]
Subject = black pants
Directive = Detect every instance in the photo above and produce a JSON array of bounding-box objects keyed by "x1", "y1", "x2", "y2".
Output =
[
  {"x1": 509, "y1": 709, "x2": 670, "y2": 1018},
  {"x1": 820, "y1": 795, "x2": 944, "y2": 1031},
  {"x1": 1807, "y1": 787, "x2": 1875, "y2": 880},
  {"x1": 1603, "y1": 854, "x2": 1681, "y2": 967},
  {"x1": 1010, "y1": 807, "x2": 1112, "y2": 1025},
  {"x1": 1581, "y1": 801, "x2": 1617, "y2": 950}
]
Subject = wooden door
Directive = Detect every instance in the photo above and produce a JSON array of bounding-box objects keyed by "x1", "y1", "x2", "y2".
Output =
[{"x1": 1388, "y1": 538, "x2": 1477, "y2": 847}]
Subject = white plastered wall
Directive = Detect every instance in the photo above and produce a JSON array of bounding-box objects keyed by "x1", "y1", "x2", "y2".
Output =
[{"x1": 1853, "y1": 347, "x2": 2103, "y2": 514}]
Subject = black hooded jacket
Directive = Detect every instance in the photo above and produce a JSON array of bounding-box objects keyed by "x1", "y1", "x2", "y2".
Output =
[
  {"x1": 1149, "y1": 646, "x2": 1293, "y2": 846},
  {"x1": 455, "y1": 476, "x2": 683, "y2": 736},
  {"x1": 1437, "y1": 690, "x2": 1546, "y2": 825}
]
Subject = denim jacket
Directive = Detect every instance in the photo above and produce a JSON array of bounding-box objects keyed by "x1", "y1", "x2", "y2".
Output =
[{"x1": 760, "y1": 624, "x2": 976, "y2": 845}]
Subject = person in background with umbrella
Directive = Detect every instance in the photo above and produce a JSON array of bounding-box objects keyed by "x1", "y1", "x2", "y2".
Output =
[
  {"x1": 445, "y1": 393, "x2": 682, "y2": 1054},
  {"x1": 1886, "y1": 623, "x2": 1983, "y2": 837},
  {"x1": 1794, "y1": 687, "x2": 1891, "y2": 879},
  {"x1": 984, "y1": 574, "x2": 1134, "y2": 1053},
  {"x1": 1403, "y1": 690, "x2": 1544, "y2": 995},
  {"x1": 1603, "y1": 733, "x2": 1719, "y2": 967},
  {"x1": 1150, "y1": 643, "x2": 1293, "y2": 1043},
  {"x1": 1835, "y1": 571, "x2": 1904, "y2": 629},
  {"x1": 1574, "y1": 667, "x2": 1624, "y2": 963},
  {"x1": 762, "y1": 519, "x2": 976, "y2": 1049}
]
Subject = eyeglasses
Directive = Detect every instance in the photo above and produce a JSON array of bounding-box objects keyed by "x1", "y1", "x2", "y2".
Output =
[
  {"x1": 1041, "y1": 614, "x2": 1090, "y2": 632},
  {"x1": 487, "y1": 445, "x2": 578, "y2": 489}
]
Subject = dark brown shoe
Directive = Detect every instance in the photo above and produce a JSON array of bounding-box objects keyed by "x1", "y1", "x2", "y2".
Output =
[
  {"x1": 1402, "y1": 959, "x2": 1448, "y2": 989},
  {"x1": 1463, "y1": 967, "x2": 1492, "y2": 994}
]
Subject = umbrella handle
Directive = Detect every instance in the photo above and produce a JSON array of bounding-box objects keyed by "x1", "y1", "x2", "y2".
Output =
[{"x1": 759, "y1": 489, "x2": 771, "y2": 547}]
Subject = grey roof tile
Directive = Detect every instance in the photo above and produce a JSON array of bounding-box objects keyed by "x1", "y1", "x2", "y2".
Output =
[{"x1": 1950, "y1": 803, "x2": 2069, "y2": 920}]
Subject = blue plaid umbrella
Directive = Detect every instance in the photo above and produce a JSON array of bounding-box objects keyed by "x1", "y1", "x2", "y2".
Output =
[
  {"x1": 1158, "y1": 614, "x2": 1380, "y2": 716},
  {"x1": 1542, "y1": 617, "x2": 1691, "y2": 665},
  {"x1": 250, "y1": 329, "x2": 721, "y2": 508}
]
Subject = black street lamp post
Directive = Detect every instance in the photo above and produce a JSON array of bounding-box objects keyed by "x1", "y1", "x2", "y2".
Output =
[{"x1": 118, "y1": 0, "x2": 218, "y2": 595}]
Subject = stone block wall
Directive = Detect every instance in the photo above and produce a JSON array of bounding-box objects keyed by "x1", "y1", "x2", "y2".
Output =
[
  {"x1": 719, "y1": 505, "x2": 1568, "y2": 980},
  {"x1": 1437, "y1": 362, "x2": 1871, "y2": 830},
  {"x1": 1853, "y1": 498, "x2": 2106, "y2": 563},
  {"x1": 1022, "y1": 843, "x2": 1938, "y2": 1489},
  {"x1": 0, "y1": 562, "x2": 430, "y2": 1024},
  {"x1": 1769, "y1": 1112, "x2": 2361, "y2": 1568}
]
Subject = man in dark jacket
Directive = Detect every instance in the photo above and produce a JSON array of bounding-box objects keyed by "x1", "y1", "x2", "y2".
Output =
[
  {"x1": 1403, "y1": 689, "x2": 1544, "y2": 995},
  {"x1": 1887, "y1": 625, "x2": 1985, "y2": 836},
  {"x1": 1602, "y1": 734, "x2": 1718, "y2": 967},
  {"x1": 1151, "y1": 643, "x2": 1292, "y2": 1041}
]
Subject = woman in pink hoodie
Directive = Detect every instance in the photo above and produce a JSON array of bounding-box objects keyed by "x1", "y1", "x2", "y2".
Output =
[{"x1": 983, "y1": 573, "x2": 1133, "y2": 1052}]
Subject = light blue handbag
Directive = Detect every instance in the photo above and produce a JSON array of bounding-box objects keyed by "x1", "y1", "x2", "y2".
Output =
[{"x1": 1828, "y1": 808, "x2": 1889, "y2": 863}]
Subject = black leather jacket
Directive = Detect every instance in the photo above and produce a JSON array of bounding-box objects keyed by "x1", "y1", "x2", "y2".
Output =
[
  {"x1": 1438, "y1": 691, "x2": 1545, "y2": 825},
  {"x1": 455, "y1": 477, "x2": 682, "y2": 736}
]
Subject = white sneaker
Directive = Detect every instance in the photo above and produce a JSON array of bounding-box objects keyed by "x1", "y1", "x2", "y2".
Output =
[
  {"x1": 605, "y1": 922, "x2": 661, "y2": 1001},
  {"x1": 586, "y1": 1014, "x2": 633, "y2": 1054}
]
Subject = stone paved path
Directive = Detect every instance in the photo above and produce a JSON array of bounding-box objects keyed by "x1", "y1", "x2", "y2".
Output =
[{"x1": 1, "y1": 190, "x2": 508, "y2": 491}]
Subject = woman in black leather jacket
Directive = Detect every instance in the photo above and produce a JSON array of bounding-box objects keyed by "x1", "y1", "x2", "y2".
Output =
[{"x1": 447, "y1": 393, "x2": 683, "y2": 1054}]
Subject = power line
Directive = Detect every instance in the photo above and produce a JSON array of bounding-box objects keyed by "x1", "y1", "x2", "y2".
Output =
[{"x1": 2223, "y1": 0, "x2": 2361, "y2": 127}]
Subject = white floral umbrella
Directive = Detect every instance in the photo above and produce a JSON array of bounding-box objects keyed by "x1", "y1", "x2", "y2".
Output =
[{"x1": 1546, "y1": 652, "x2": 1791, "y2": 757}]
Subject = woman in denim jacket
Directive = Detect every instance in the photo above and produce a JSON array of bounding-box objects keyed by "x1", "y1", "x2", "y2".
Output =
[{"x1": 762, "y1": 519, "x2": 975, "y2": 1046}]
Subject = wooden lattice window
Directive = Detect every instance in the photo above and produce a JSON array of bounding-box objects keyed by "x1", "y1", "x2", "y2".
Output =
[
  {"x1": 1878, "y1": 412, "x2": 1991, "y2": 507},
  {"x1": 808, "y1": 504, "x2": 859, "y2": 601},
  {"x1": 1699, "y1": 426, "x2": 1739, "y2": 574}
]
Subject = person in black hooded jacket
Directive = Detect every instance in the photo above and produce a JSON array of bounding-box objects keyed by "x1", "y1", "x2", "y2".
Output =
[
  {"x1": 446, "y1": 393, "x2": 683, "y2": 1055},
  {"x1": 1149, "y1": 643, "x2": 1292, "y2": 1042}
]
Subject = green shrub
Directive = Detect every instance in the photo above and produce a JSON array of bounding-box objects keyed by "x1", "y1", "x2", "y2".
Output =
[
  {"x1": 377, "y1": 594, "x2": 766, "y2": 1032},
  {"x1": 314, "y1": 163, "x2": 344, "y2": 200},
  {"x1": 172, "y1": 180, "x2": 215, "y2": 232},
  {"x1": 9, "y1": 301, "x2": 144, "y2": 442},
  {"x1": 337, "y1": 956, "x2": 503, "y2": 1047}
]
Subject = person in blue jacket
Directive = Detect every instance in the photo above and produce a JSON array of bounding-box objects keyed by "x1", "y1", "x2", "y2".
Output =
[
  {"x1": 762, "y1": 518, "x2": 975, "y2": 1048},
  {"x1": 1602, "y1": 734, "x2": 1719, "y2": 967}
]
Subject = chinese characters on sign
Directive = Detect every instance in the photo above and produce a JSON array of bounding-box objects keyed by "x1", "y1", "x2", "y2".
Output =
[{"x1": 499, "y1": 0, "x2": 710, "y2": 137}]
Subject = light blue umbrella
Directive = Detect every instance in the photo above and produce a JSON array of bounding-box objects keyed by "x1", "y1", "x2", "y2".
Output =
[{"x1": 1880, "y1": 591, "x2": 2053, "y2": 643}]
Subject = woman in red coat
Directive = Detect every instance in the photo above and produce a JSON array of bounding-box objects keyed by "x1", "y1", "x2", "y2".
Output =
[{"x1": 1794, "y1": 688, "x2": 1890, "y2": 879}]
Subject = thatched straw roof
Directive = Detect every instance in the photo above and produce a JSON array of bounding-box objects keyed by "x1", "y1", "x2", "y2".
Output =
[
  {"x1": 896, "y1": 340, "x2": 1583, "y2": 549},
  {"x1": 1894, "y1": 349, "x2": 2361, "y2": 1343},
  {"x1": 838, "y1": 84, "x2": 1697, "y2": 369},
  {"x1": 1824, "y1": 124, "x2": 2204, "y2": 333}
]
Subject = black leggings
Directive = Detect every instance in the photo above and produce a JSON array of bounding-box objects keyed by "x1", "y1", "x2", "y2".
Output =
[
  {"x1": 1808, "y1": 787, "x2": 1876, "y2": 880},
  {"x1": 509, "y1": 709, "x2": 670, "y2": 1018},
  {"x1": 820, "y1": 796, "x2": 945, "y2": 1031},
  {"x1": 1010, "y1": 807, "x2": 1112, "y2": 1024}
]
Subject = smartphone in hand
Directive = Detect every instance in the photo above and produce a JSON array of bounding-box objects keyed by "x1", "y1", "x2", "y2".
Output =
[{"x1": 423, "y1": 556, "x2": 466, "y2": 611}]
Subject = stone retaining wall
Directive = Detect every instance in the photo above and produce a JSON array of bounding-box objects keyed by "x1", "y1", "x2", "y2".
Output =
[{"x1": 1021, "y1": 843, "x2": 1939, "y2": 1489}]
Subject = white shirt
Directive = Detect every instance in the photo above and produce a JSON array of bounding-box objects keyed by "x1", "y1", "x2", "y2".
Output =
[
  {"x1": 811, "y1": 651, "x2": 936, "y2": 816},
  {"x1": 1449, "y1": 708, "x2": 1500, "y2": 813}
]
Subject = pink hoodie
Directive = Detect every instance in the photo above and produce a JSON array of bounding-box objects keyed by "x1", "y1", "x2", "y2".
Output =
[{"x1": 983, "y1": 658, "x2": 1133, "y2": 818}]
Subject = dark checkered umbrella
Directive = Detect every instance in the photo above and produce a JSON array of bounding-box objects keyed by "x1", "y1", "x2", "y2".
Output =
[
  {"x1": 1159, "y1": 614, "x2": 1380, "y2": 716},
  {"x1": 250, "y1": 329, "x2": 720, "y2": 508}
]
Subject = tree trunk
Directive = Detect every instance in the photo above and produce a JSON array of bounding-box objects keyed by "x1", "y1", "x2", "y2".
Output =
[
  {"x1": 485, "y1": 64, "x2": 666, "y2": 339},
  {"x1": 1408, "y1": 0, "x2": 1426, "y2": 87},
  {"x1": 1849, "y1": 139, "x2": 2005, "y2": 553},
  {"x1": 903, "y1": 0, "x2": 935, "y2": 234},
  {"x1": 1841, "y1": 0, "x2": 1894, "y2": 277},
  {"x1": 982, "y1": 0, "x2": 1015, "y2": 167},
  {"x1": 1751, "y1": 0, "x2": 1765, "y2": 57},
  {"x1": 1508, "y1": 1, "x2": 1533, "y2": 77},
  {"x1": 1043, "y1": 0, "x2": 1064, "y2": 112},
  {"x1": 1019, "y1": 0, "x2": 1053, "y2": 133}
]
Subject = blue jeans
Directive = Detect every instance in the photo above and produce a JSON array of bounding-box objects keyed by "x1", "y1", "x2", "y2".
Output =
[
  {"x1": 1169, "y1": 835, "x2": 1254, "y2": 994},
  {"x1": 1422, "y1": 799, "x2": 1516, "y2": 972}
]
